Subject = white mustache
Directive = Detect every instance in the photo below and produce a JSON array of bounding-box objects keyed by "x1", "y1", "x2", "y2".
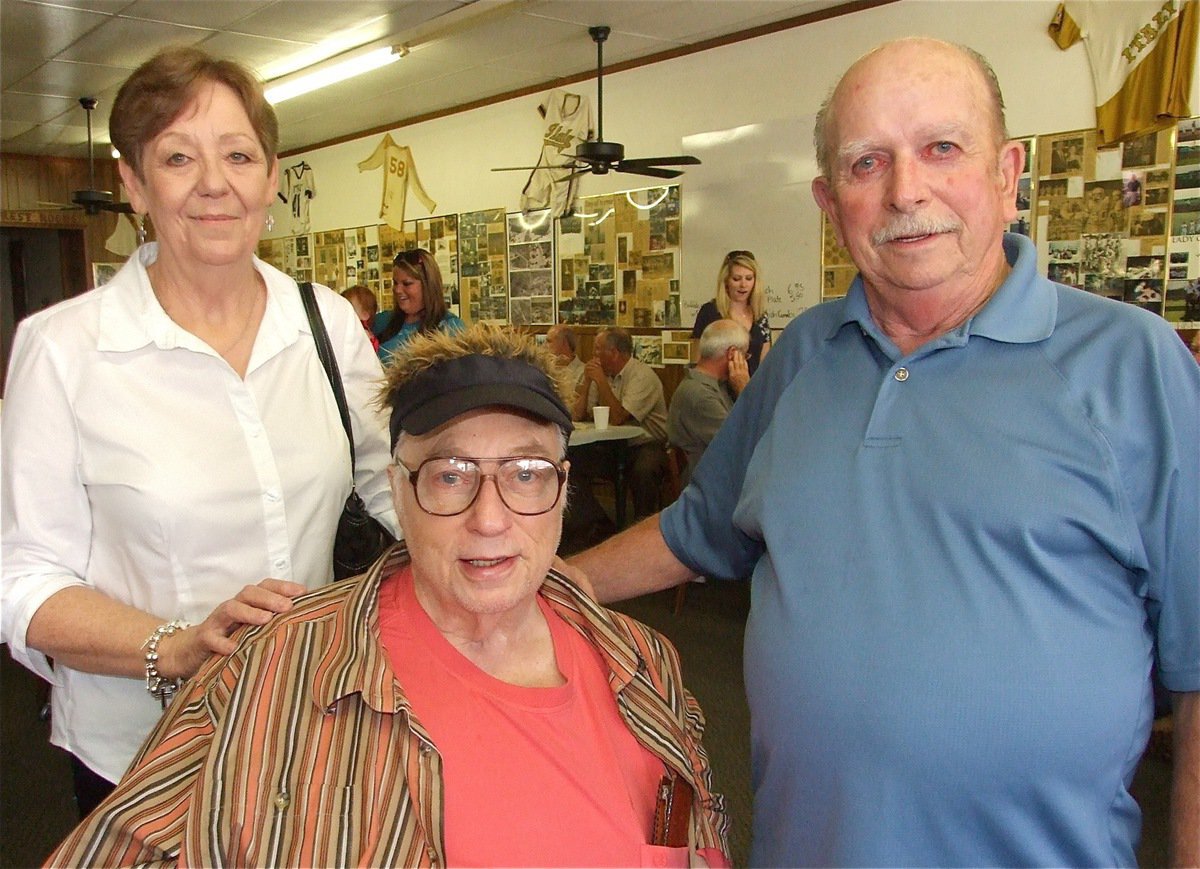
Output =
[{"x1": 872, "y1": 216, "x2": 961, "y2": 245}]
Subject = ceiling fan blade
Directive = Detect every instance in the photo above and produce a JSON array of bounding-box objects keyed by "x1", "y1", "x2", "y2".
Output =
[
  {"x1": 617, "y1": 155, "x2": 701, "y2": 168},
  {"x1": 36, "y1": 200, "x2": 79, "y2": 211},
  {"x1": 491, "y1": 162, "x2": 582, "y2": 172},
  {"x1": 615, "y1": 165, "x2": 684, "y2": 179},
  {"x1": 104, "y1": 201, "x2": 136, "y2": 215}
]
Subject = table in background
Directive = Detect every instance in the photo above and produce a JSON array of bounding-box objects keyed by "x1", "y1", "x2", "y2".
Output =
[{"x1": 568, "y1": 422, "x2": 644, "y2": 529}]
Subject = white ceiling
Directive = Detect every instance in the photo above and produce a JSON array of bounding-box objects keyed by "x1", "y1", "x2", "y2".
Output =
[{"x1": 1, "y1": 0, "x2": 857, "y2": 160}]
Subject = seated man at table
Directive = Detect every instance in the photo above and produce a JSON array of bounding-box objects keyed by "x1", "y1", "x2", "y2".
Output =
[
  {"x1": 667, "y1": 319, "x2": 749, "y2": 484},
  {"x1": 46, "y1": 325, "x2": 730, "y2": 868},
  {"x1": 572, "y1": 327, "x2": 669, "y2": 526},
  {"x1": 547, "y1": 323, "x2": 586, "y2": 395}
]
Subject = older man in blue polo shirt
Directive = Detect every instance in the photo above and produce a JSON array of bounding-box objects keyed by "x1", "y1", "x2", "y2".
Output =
[{"x1": 572, "y1": 37, "x2": 1199, "y2": 867}]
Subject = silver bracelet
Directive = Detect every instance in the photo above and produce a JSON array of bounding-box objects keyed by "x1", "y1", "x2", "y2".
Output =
[{"x1": 142, "y1": 619, "x2": 189, "y2": 709}]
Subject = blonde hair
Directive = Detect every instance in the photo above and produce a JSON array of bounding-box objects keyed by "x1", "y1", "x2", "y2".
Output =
[{"x1": 715, "y1": 251, "x2": 764, "y2": 319}]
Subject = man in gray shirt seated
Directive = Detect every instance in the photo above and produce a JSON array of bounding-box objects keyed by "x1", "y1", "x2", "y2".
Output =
[{"x1": 667, "y1": 320, "x2": 749, "y2": 484}]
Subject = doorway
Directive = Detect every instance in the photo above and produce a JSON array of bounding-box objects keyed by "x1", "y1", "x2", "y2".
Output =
[{"x1": 0, "y1": 227, "x2": 86, "y2": 392}]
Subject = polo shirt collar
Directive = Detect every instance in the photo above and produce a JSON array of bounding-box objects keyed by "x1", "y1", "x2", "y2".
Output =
[{"x1": 830, "y1": 232, "x2": 1057, "y2": 349}]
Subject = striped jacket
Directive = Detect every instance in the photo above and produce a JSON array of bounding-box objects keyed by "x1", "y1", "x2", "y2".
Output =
[{"x1": 47, "y1": 544, "x2": 730, "y2": 867}]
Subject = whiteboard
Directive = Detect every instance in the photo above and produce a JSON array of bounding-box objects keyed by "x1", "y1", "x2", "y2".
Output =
[{"x1": 680, "y1": 116, "x2": 823, "y2": 329}]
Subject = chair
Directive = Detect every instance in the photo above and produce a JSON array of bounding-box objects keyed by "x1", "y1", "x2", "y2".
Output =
[{"x1": 664, "y1": 446, "x2": 689, "y2": 615}]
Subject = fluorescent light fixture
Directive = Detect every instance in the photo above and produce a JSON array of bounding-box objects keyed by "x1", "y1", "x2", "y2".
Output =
[
  {"x1": 265, "y1": 46, "x2": 402, "y2": 105},
  {"x1": 627, "y1": 187, "x2": 669, "y2": 210}
]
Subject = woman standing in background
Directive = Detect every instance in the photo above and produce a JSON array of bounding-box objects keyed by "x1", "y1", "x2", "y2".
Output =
[
  {"x1": 373, "y1": 248, "x2": 464, "y2": 361},
  {"x1": 691, "y1": 250, "x2": 771, "y2": 375}
]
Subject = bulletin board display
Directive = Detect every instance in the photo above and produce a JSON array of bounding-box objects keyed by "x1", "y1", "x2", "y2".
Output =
[
  {"x1": 1036, "y1": 126, "x2": 1173, "y2": 315},
  {"x1": 816, "y1": 119, "x2": 1200, "y2": 327},
  {"x1": 556, "y1": 185, "x2": 683, "y2": 328},
  {"x1": 256, "y1": 235, "x2": 312, "y2": 286},
  {"x1": 377, "y1": 214, "x2": 461, "y2": 317},
  {"x1": 459, "y1": 207, "x2": 510, "y2": 324},
  {"x1": 507, "y1": 209, "x2": 555, "y2": 326}
]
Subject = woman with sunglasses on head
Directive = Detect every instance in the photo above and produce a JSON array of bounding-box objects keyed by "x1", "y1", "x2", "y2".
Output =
[
  {"x1": 373, "y1": 248, "x2": 464, "y2": 362},
  {"x1": 691, "y1": 250, "x2": 771, "y2": 375}
]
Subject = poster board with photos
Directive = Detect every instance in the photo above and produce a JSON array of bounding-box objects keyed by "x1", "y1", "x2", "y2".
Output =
[
  {"x1": 256, "y1": 235, "x2": 313, "y2": 286},
  {"x1": 459, "y1": 207, "x2": 509, "y2": 324},
  {"x1": 1035, "y1": 125, "x2": 1179, "y2": 316},
  {"x1": 376, "y1": 215, "x2": 460, "y2": 317},
  {"x1": 1171, "y1": 118, "x2": 1200, "y2": 324},
  {"x1": 556, "y1": 185, "x2": 682, "y2": 328},
  {"x1": 817, "y1": 121, "x2": 1199, "y2": 329},
  {"x1": 507, "y1": 209, "x2": 555, "y2": 326}
]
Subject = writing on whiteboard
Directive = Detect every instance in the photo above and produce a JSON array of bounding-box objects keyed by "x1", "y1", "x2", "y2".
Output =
[{"x1": 765, "y1": 281, "x2": 806, "y2": 320}]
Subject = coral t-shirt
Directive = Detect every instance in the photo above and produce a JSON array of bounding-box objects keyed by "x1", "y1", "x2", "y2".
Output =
[{"x1": 379, "y1": 567, "x2": 689, "y2": 867}]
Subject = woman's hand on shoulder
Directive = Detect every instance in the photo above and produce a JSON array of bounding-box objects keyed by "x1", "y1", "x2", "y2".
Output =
[{"x1": 162, "y1": 579, "x2": 306, "y2": 678}]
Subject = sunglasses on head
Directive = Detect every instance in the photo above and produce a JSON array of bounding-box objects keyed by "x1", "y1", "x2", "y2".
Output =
[
  {"x1": 724, "y1": 250, "x2": 755, "y2": 262},
  {"x1": 394, "y1": 248, "x2": 430, "y2": 269}
]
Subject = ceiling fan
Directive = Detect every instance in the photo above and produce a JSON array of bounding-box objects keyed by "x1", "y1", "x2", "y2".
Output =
[
  {"x1": 493, "y1": 25, "x2": 701, "y2": 180},
  {"x1": 38, "y1": 97, "x2": 135, "y2": 216}
]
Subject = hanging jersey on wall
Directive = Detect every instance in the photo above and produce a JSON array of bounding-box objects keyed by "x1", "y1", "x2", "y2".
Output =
[
  {"x1": 1049, "y1": 0, "x2": 1197, "y2": 145},
  {"x1": 278, "y1": 161, "x2": 316, "y2": 234},
  {"x1": 521, "y1": 89, "x2": 593, "y2": 219},
  {"x1": 357, "y1": 134, "x2": 437, "y2": 230}
]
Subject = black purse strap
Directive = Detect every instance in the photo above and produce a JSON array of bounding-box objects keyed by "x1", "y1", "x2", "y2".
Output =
[{"x1": 298, "y1": 281, "x2": 356, "y2": 474}]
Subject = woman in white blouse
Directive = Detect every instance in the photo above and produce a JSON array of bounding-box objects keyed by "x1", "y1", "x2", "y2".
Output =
[{"x1": 0, "y1": 47, "x2": 396, "y2": 815}]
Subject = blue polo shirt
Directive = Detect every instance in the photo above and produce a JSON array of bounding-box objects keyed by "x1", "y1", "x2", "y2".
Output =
[{"x1": 662, "y1": 234, "x2": 1199, "y2": 867}]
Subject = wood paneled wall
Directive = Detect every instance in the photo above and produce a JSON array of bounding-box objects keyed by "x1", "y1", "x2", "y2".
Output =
[{"x1": 1, "y1": 153, "x2": 126, "y2": 288}]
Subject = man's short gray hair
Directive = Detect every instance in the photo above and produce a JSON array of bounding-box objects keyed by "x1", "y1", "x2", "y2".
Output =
[
  {"x1": 597, "y1": 327, "x2": 633, "y2": 357},
  {"x1": 812, "y1": 39, "x2": 1009, "y2": 179},
  {"x1": 698, "y1": 319, "x2": 750, "y2": 360}
]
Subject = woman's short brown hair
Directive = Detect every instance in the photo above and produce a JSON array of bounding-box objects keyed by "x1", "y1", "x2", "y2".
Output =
[{"x1": 110, "y1": 45, "x2": 279, "y2": 178}]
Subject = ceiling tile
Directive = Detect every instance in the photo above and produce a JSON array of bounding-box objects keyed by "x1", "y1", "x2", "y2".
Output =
[
  {"x1": 56, "y1": 16, "x2": 211, "y2": 67},
  {"x1": 0, "y1": 0, "x2": 112, "y2": 59},
  {"x1": 118, "y1": 0, "x2": 276, "y2": 30},
  {"x1": 2, "y1": 52, "x2": 46, "y2": 89},
  {"x1": 230, "y1": 1, "x2": 407, "y2": 44},
  {"x1": 195, "y1": 30, "x2": 317, "y2": 79},
  {"x1": 6, "y1": 59, "x2": 132, "y2": 99},
  {"x1": 0, "y1": 92, "x2": 80, "y2": 124}
]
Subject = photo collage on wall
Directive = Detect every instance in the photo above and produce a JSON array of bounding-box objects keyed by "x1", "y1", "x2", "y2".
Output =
[
  {"x1": 816, "y1": 119, "x2": 1198, "y2": 328},
  {"x1": 557, "y1": 185, "x2": 682, "y2": 328},
  {"x1": 1171, "y1": 118, "x2": 1200, "y2": 324},
  {"x1": 507, "y1": 209, "x2": 555, "y2": 326},
  {"x1": 460, "y1": 208, "x2": 510, "y2": 324},
  {"x1": 1009, "y1": 138, "x2": 1035, "y2": 238},
  {"x1": 819, "y1": 213, "x2": 855, "y2": 301},
  {"x1": 412, "y1": 215, "x2": 460, "y2": 317},
  {"x1": 1036, "y1": 125, "x2": 1174, "y2": 315},
  {"x1": 256, "y1": 235, "x2": 312, "y2": 286}
]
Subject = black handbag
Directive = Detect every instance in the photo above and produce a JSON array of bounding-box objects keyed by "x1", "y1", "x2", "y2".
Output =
[{"x1": 299, "y1": 282, "x2": 395, "y2": 579}]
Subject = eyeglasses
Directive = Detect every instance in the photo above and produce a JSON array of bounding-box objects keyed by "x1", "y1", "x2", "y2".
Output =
[
  {"x1": 393, "y1": 248, "x2": 429, "y2": 279},
  {"x1": 396, "y1": 455, "x2": 566, "y2": 517},
  {"x1": 724, "y1": 250, "x2": 755, "y2": 262}
]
